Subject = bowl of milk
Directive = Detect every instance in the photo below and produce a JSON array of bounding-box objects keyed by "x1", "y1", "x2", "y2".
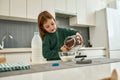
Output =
[{"x1": 59, "y1": 51, "x2": 75, "y2": 62}]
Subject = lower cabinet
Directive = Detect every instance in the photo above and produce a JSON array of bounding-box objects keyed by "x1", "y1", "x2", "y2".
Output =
[{"x1": 5, "y1": 53, "x2": 31, "y2": 64}]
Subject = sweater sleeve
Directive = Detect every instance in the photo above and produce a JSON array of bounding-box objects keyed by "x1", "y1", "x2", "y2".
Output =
[
  {"x1": 62, "y1": 28, "x2": 78, "y2": 37},
  {"x1": 42, "y1": 35, "x2": 60, "y2": 60}
]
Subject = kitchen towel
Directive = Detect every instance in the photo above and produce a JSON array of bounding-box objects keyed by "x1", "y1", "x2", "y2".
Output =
[{"x1": 0, "y1": 63, "x2": 30, "y2": 72}]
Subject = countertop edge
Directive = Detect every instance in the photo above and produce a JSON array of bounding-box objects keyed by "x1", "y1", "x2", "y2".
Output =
[
  {"x1": 0, "y1": 48, "x2": 32, "y2": 54},
  {"x1": 0, "y1": 47, "x2": 106, "y2": 54},
  {"x1": 0, "y1": 58, "x2": 120, "y2": 78}
]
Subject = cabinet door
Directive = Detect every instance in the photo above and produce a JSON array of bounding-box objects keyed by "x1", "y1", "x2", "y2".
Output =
[
  {"x1": 66, "y1": 0, "x2": 77, "y2": 14},
  {"x1": 10, "y1": 0, "x2": 26, "y2": 18},
  {"x1": 6, "y1": 53, "x2": 31, "y2": 64},
  {"x1": 76, "y1": 0, "x2": 87, "y2": 25},
  {"x1": 86, "y1": 0, "x2": 106, "y2": 26},
  {"x1": 69, "y1": 0, "x2": 87, "y2": 26},
  {"x1": 55, "y1": 0, "x2": 66, "y2": 11},
  {"x1": 0, "y1": 0, "x2": 9, "y2": 16},
  {"x1": 86, "y1": 0, "x2": 97, "y2": 26},
  {"x1": 27, "y1": 0, "x2": 42, "y2": 19},
  {"x1": 41, "y1": 0, "x2": 55, "y2": 18}
]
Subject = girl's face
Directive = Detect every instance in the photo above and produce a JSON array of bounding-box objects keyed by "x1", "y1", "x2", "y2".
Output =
[{"x1": 43, "y1": 19, "x2": 57, "y2": 33}]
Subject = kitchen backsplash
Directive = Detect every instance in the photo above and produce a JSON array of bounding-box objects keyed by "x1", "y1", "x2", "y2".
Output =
[
  {"x1": 0, "y1": 20, "x2": 37, "y2": 48},
  {"x1": 0, "y1": 17, "x2": 89, "y2": 48}
]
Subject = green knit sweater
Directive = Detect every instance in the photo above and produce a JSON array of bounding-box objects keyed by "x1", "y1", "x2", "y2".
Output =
[{"x1": 42, "y1": 27, "x2": 78, "y2": 60}]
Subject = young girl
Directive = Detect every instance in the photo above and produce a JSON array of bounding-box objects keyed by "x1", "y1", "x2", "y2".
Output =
[{"x1": 38, "y1": 11, "x2": 83, "y2": 61}]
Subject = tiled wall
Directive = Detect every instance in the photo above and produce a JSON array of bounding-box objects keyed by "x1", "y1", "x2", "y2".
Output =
[
  {"x1": 0, "y1": 20, "x2": 37, "y2": 48},
  {"x1": 0, "y1": 17, "x2": 89, "y2": 48}
]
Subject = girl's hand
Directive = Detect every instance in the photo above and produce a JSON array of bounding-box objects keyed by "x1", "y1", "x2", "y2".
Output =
[
  {"x1": 76, "y1": 32, "x2": 84, "y2": 45},
  {"x1": 60, "y1": 45, "x2": 69, "y2": 52}
]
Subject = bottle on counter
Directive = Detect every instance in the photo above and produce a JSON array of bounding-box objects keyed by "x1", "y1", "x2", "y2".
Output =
[{"x1": 31, "y1": 32, "x2": 46, "y2": 64}]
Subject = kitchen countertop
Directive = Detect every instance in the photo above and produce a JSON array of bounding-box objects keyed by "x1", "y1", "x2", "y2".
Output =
[
  {"x1": 0, "y1": 48, "x2": 32, "y2": 54},
  {"x1": 0, "y1": 58, "x2": 120, "y2": 78},
  {"x1": 80, "y1": 47, "x2": 106, "y2": 50},
  {"x1": 0, "y1": 47, "x2": 105, "y2": 54}
]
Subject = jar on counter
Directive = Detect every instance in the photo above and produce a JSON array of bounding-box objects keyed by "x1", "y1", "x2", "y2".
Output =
[{"x1": 64, "y1": 35, "x2": 82, "y2": 50}]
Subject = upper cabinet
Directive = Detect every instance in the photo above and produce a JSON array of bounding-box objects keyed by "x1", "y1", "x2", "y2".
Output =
[
  {"x1": 0, "y1": 0, "x2": 9, "y2": 16},
  {"x1": 55, "y1": 0, "x2": 77, "y2": 15},
  {"x1": 10, "y1": 0, "x2": 26, "y2": 18},
  {"x1": 0, "y1": 0, "x2": 41, "y2": 22},
  {"x1": 0, "y1": 0, "x2": 107, "y2": 25},
  {"x1": 86, "y1": 0, "x2": 106, "y2": 26},
  {"x1": 69, "y1": 0, "x2": 87, "y2": 26},
  {"x1": 70, "y1": 0, "x2": 106, "y2": 27},
  {"x1": 41, "y1": 0, "x2": 55, "y2": 18},
  {"x1": 27, "y1": 0, "x2": 42, "y2": 19},
  {"x1": 55, "y1": 0, "x2": 66, "y2": 11},
  {"x1": 66, "y1": 0, "x2": 77, "y2": 14}
]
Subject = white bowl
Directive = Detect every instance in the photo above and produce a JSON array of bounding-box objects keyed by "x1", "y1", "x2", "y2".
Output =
[{"x1": 59, "y1": 52, "x2": 75, "y2": 62}]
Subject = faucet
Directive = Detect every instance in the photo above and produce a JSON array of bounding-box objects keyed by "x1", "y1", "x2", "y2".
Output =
[{"x1": 0, "y1": 33, "x2": 13, "y2": 50}]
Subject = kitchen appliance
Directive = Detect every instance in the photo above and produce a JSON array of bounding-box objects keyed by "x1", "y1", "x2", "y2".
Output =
[{"x1": 90, "y1": 8, "x2": 120, "y2": 58}]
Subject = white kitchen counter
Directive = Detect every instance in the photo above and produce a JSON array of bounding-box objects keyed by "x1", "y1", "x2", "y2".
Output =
[
  {"x1": 0, "y1": 47, "x2": 106, "y2": 64},
  {"x1": 0, "y1": 58, "x2": 120, "y2": 80},
  {"x1": 80, "y1": 47, "x2": 106, "y2": 50},
  {"x1": 0, "y1": 48, "x2": 32, "y2": 54},
  {"x1": 0, "y1": 47, "x2": 105, "y2": 54}
]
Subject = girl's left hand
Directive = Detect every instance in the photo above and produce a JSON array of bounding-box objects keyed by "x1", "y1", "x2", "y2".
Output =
[{"x1": 60, "y1": 45, "x2": 69, "y2": 52}]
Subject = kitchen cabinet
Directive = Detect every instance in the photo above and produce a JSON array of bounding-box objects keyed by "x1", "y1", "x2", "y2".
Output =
[
  {"x1": 0, "y1": 0, "x2": 38, "y2": 22},
  {"x1": 55, "y1": 0, "x2": 77, "y2": 15},
  {"x1": 66, "y1": 0, "x2": 77, "y2": 14},
  {"x1": 41, "y1": 0, "x2": 55, "y2": 18},
  {"x1": 55, "y1": 0, "x2": 66, "y2": 11},
  {"x1": 27, "y1": 0, "x2": 42, "y2": 19},
  {"x1": 69, "y1": 0, "x2": 87, "y2": 26},
  {"x1": 86, "y1": 0, "x2": 106, "y2": 26},
  {"x1": 6, "y1": 53, "x2": 31, "y2": 64},
  {"x1": 0, "y1": 0, "x2": 9, "y2": 16},
  {"x1": 91, "y1": 8, "x2": 120, "y2": 58},
  {"x1": 10, "y1": 0, "x2": 26, "y2": 18},
  {"x1": 70, "y1": 0, "x2": 106, "y2": 26}
]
